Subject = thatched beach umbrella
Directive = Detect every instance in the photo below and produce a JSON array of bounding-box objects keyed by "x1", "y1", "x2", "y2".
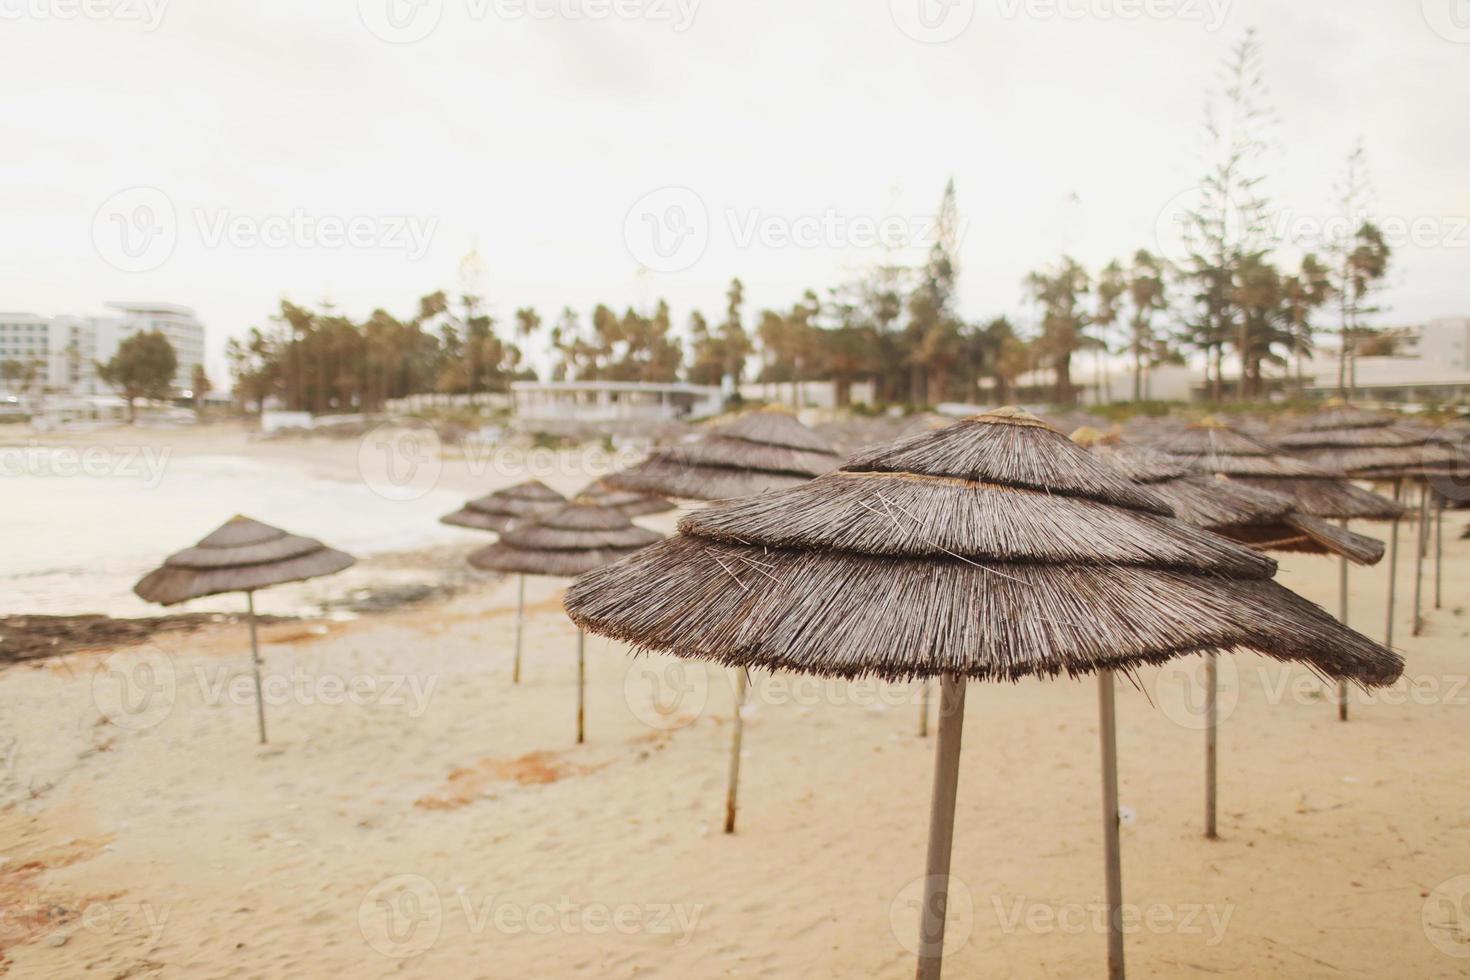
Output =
[
  {"x1": 1276, "y1": 406, "x2": 1456, "y2": 642},
  {"x1": 468, "y1": 500, "x2": 662, "y2": 743},
  {"x1": 440, "y1": 479, "x2": 566, "y2": 532},
  {"x1": 565, "y1": 408, "x2": 1401, "y2": 979},
  {"x1": 441, "y1": 480, "x2": 567, "y2": 684},
  {"x1": 607, "y1": 408, "x2": 845, "y2": 764},
  {"x1": 134, "y1": 516, "x2": 356, "y2": 744},
  {"x1": 605, "y1": 407, "x2": 841, "y2": 501},
  {"x1": 1074, "y1": 427, "x2": 1385, "y2": 839},
  {"x1": 1156, "y1": 419, "x2": 1403, "y2": 723},
  {"x1": 576, "y1": 478, "x2": 676, "y2": 518}
]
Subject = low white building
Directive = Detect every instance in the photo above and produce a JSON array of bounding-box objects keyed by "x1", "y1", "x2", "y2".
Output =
[
  {"x1": 1418, "y1": 316, "x2": 1470, "y2": 372},
  {"x1": 511, "y1": 380, "x2": 724, "y2": 424}
]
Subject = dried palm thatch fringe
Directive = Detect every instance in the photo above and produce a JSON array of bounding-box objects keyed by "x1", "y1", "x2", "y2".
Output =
[
  {"x1": 670, "y1": 436, "x2": 840, "y2": 477},
  {"x1": 1157, "y1": 421, "x2": 1402, "y2": 520},
  {"x1": 1281, "y1": 403, "x2": 1392, "y2": 433},
  {"x1": 680, "y1": 470, "x2": 1274, "y2": 575},
  {"x1": 1219, "y1": 515, "x2": 1385, "y2": 564},
  {"x1": 1275, "y1": 425, "x2": 1418, "y2": 450},
  {"x1": 847, "y1": 409, "x2": 1173, "y2": 516},
  {"x1": 577, "y1": 480, "x2": 675, "y2": 517},
  {"x1": 440, "y1": 480, "x2": 567, "y2": 532},
  {"x1": 603, "y1": 410, "x2": 839, "y2": 502},
  {"x1": 134, "y1": 516, "x2": 356, "y2": 605},
  {"x1": 714, "y1": 407, "x2": 842, "y2": 454},
  {"x1": 605, "y1": 459, "x2": 814, "y2": 501},
  {"x1": 1295, "y1": 443, "x2": 1463, "y2": 475},
  {"x1": 567, "y1": 537, "x2": 1399, "y2": 685},
  {"x1": 1073, "y1": 429, "x2": 1384, "y2": 564},
  {"x1": 565, "y1": 409, "x2": 1402, "y2": 687},
  {"x1": 1228, "y1": 476, "x2": 1405, "y2": 521},
  {"x1": 468, "y1": 500, "x2": 663, "y2": 578}
]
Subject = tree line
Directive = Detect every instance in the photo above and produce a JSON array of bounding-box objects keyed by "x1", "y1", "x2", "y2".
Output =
[{"x1": 227, "y1": 29, "x2": 1393, "y2": 413}]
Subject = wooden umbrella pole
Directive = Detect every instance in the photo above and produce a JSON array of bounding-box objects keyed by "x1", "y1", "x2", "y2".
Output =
[
  {"x1": 1385, "y1": 480, "x2": 1402, "y2": 652},
  {"x1": 1098, "y1": 667, "x2": 1125, "y2": 980},
  {"x1": 1435, "y1": 490, "x2": 1444, "y2": 610},
  {"x1": 1203, "y1": 652, "x2": 1217, "y2": 841},
  {"x1": 918, "y1": 678, "x2": 931, "y2": 738},
  {"x1": 1337, "y1": 520, "x2": 1349, "y2": 722},
  {"x1": 246, "y1": 591, "x2": 267, "y2": 745},
  {"x1": 1413, "y1": 484, "x2": 1429, "y2": 637},
  {"x1": 513, "y1": 574, "x2": 526, "y2": 684},
  {"x1": 915, "y1": 673, "x2": 967, "y2": 980},
  {"x1": 724, "y1": 668, "x2": 748, "y2": 834},
  {"x1": 576, "y1": 628, "x2": 586, "y2": 744}
]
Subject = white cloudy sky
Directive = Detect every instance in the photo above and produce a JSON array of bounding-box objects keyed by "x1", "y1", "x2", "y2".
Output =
[{"x1": 3, "y1": 0, "x2": 1468, "y2": 383}]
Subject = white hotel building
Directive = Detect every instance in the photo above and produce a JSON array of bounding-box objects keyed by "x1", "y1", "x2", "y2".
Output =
[{"x1": 0, "y1": 302, "x2": 206, "y2": 399}]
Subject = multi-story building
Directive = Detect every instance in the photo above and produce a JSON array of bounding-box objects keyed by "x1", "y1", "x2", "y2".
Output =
[{"x1": 0, "y1": 303, "x2": 205, "y2": 399}]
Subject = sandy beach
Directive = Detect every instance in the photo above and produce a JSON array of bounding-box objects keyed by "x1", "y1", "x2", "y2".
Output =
[{"x1": 0, "y1": 424, "x2": 1466, "y2": 977}]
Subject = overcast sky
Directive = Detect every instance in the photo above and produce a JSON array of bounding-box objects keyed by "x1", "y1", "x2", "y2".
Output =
[{"x1": 3, "y1": 0, "x2": 1468, "y2": 383}]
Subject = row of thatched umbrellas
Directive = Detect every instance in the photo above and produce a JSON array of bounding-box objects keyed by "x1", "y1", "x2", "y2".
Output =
[{"x1": 128, "y1": 402, "x2": 1451, "y2": 978}]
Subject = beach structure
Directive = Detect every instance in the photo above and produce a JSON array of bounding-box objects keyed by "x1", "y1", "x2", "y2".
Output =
[
  {"x1": 468, "y1": 499, "x2": 662, "y2": 743},
  {"x1": 605, "y1": 407, "x2": 841, "y2": 501},
  {"x1": 575, "y1": 478, "x2": 676, "y2": 518},
  {"x1": 1154, "y1": 418, "x2": 1403, "y2": 722},
  {"x1": 1276, "y1": 405, "x2": 1459, "y2": 641},
  {"x1": 565, "y1": 408, "x2": 1402, "y2": 979},
  {"x1": 133, "y1": 516, "x2": 355, "y2": 744},
  {"x1": 441, "y1": 480, "x2": 566, "y2": 683},
  {"x1": 1074, "y1": 427, "x2": 1385, "y2": 839},
  {"x1": 606, "y1": 408, "x2": 844, "y2": 823}
]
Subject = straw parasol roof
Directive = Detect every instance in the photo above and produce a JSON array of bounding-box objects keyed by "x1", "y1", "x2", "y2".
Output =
[
  {"x1": 576, "y1": 479, "x2": 676, "y2": 518},
  {"x1": 134, "y1": 516, "x2": 356, "y2": 606},
  {"x1": 1071, "y1": 428, "x2": 1384, "y2": 564},
  {"x1": 468, "y1": 499, "x2": 664, "y2": 578},
  {"x1": 566, "y1": 408, "x2": 1402, "y2": 685},
  {"x1": 1274, "y1": 404, "x2": 1461, "y2": 479},
  {"x1": 605, "y1": 407, "x2": 842, "y2": 501},
  {"x1": 440, "y1": 480, "x2": 566, "y2": 533},
  {"x1": 1157, "y1": 420, "x2": 1404, "y2": 521}
]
